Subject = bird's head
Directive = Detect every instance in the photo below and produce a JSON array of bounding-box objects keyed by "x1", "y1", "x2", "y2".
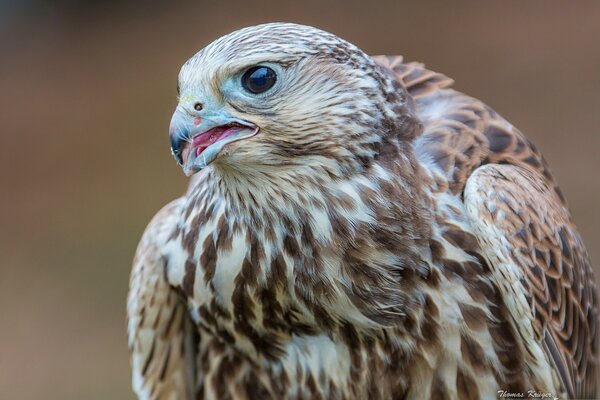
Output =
[{"x1": 169, "y1": 23, "x2": 417, "y2": 177}]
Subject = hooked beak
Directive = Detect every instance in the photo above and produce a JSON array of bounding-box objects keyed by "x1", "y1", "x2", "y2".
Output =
[{"x1": 169, "y1": 107, "x2": 259, "y2": 176}]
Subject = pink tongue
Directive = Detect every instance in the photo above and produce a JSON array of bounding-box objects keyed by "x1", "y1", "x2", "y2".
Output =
[
  {"x1": 193, "y1": 127, "x2": 226, "y2": 155},
  {"x1": 192, "y1": 126, "x2": 242, "y2": 156}
]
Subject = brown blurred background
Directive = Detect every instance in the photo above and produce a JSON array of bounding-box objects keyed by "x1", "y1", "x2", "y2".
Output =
[{"x1": 1, "y1": 1, "x2": 599, "y2": 399}]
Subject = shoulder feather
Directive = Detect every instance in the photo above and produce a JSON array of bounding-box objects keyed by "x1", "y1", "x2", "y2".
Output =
[{"x1": 127, "y1": 199, "x2": 198, "y2": 400}]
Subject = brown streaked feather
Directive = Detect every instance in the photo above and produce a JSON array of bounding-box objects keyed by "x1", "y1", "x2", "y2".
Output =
[
  {"x1": 373, "y1": 56, "x2": 454, "y2": 100},
  {"x1": 375, "y1": 56, "x2": 490, "y2": 194},
  {"x1": 378, "y1": 56, "x2": 598, "y2": 398},
  {"x1": 127, "y1": 199, "x2": 199, "y2": 399},
  {"x1": 130, "y1": 24, "x2": 598, "y2": 399},
  {"x1": 376, "y1": 55, "x2": 558, "y2": 191},
  {"x1": 464, "y1": 164, "x2": 598, "y2": 398}
]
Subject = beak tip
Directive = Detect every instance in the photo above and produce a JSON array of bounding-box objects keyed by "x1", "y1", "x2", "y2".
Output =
[
  {"x1": 169, "y1": 128, "x2": 187, "y2": 166},
  {"x1": 170, "y1": 148, "x2": 183, "y2": 166}
]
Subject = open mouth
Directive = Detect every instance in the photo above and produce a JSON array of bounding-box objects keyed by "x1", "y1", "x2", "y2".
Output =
[{"x1": 179, "y1": 121, "x2": 258, "y2": 173}]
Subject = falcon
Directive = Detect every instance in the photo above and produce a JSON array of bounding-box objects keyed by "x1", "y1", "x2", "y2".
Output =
[{"x1": 127, "y1": 23, "x2": 598, "y2": 399}]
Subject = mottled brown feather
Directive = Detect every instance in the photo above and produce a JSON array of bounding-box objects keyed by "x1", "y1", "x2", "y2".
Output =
[
  {"x1": 127, "y1": 199, "x2": 199, "y2": 399},
  {"x1": 378, "y1": 54, "x2": 598, "y2": 398},
  {"x1": 464, "y1": 164, "x2": 598, "y2": 398},
  {"x1": 129, "y1": 33, "x2": 598, "y2": 400}
]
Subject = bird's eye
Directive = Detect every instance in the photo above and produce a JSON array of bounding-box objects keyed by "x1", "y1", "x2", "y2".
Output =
[{"x1": 241, "y1": 66, "x2": 277, "y2": 94}]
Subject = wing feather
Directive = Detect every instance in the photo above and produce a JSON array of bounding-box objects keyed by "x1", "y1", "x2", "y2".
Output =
[
  {"x1": 373, "y1": 55, "x2": 454, "y2": 99},
  {"x1": 464, "y1": 163, "x2": 598, "y2": 398},
  {"x1": 376, "y1": 56, "x2": 599, "y2": 398},
  {"x1": 127, "y1": 199, "x2": 198, "y2": 400}
]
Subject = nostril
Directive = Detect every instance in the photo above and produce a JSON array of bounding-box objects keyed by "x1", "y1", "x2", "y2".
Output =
[{"x1": 194, "y1": 102, "x2": 203, "y2": 111}]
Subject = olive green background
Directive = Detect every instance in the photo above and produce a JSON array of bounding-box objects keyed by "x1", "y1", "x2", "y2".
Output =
[{"x1": 1, "y1": 1, "x2": 599, "y2": 399}]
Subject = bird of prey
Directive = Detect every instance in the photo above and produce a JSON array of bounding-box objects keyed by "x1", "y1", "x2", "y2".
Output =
[{"x1": 127, "y1": 23, "x2": 598, "y2": 399}]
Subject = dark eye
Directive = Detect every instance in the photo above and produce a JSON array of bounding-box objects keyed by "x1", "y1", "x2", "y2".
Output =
[{"x1": 241, "y1": 66, "x2": 277, "y2": 94}]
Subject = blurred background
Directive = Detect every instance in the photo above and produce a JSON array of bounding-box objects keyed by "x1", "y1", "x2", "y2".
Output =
[{"x1": 1, "y1": 1, "x2": 599, "y2": 399}]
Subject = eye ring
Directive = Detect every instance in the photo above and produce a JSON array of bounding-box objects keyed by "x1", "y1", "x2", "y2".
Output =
[{"x1": 241, "y1": 66, "x2": 277, "y2": 94}]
